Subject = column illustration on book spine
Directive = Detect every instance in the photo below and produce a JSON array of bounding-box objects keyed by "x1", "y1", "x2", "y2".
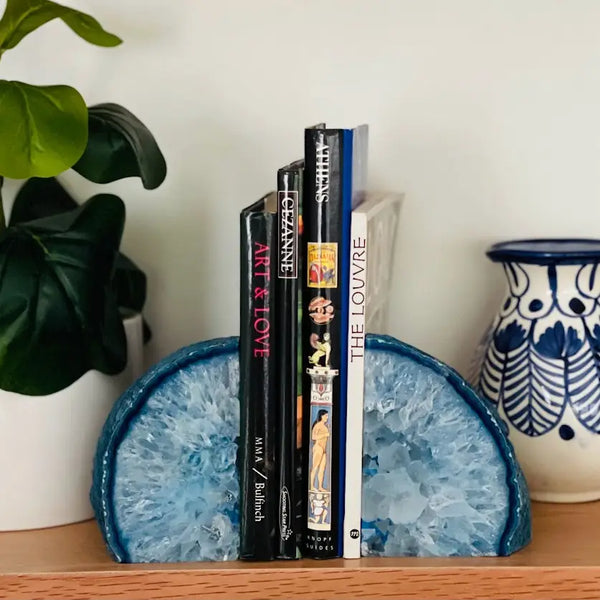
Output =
[
  {"x1": 306, "y1": 243, "x2": 338, "y2": 533},
  {"x1": 306, "y1": 338, "x2": 337, "y2": 532}
]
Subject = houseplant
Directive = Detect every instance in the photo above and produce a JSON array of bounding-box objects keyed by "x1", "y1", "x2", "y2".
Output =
[{"x1": 0, "y1": 0, "x2": 166, "y2": 529}]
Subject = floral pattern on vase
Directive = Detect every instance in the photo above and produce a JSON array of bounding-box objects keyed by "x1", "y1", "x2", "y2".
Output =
[{"x1": 473, "y1": 239, "x2": 600, "y2": 502}]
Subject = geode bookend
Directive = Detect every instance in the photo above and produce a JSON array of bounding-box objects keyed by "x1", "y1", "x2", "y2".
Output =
[{"x1": 362, "y1": 335, "x2": 530, "y2": 557}]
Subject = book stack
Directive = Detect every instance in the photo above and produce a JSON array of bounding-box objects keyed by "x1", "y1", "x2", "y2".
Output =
[{"x1": 239, "y1": 123, "x2": 402, "y2": 560}]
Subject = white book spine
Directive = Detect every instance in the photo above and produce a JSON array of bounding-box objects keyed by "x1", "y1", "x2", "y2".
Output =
[{"x1": 343, "y1": 209, "x2": 368, "y2": 558}]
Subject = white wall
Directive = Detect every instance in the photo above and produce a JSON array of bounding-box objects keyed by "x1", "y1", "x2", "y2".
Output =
[{"x1": 3, "y1": 0, "x2": 600, "y2": 377}]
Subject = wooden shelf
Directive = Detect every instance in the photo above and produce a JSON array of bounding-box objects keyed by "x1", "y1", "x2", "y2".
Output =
[{"x1": 0, "y1": 501, "x2": 599, "y2": 599}]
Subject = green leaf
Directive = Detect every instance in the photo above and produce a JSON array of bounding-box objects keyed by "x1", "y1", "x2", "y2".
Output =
[
  {"x1": 113, "y1": 253, "x2": 147, "y2": 315},
  {"x1": 0, "y1": 80, "x2": 88, "y2": 179},
  {"x1": 0, "y1": 194, "x2": 126, "y2": 395},
  {"x1": 0, "y1": 0, "x2": 121, "y2": 53},
  {"x1": 114, "y1": 253, "x2": 152, "y2": 343},
  {"x1": 9, "y1": 176, "x2": 77, "y2": 225},
  {"x1": 73, "y1": 103, "x2": 167, "y2": 190},
  {"x1": 10, "y1": 177, "x2": 152, "y2": 342}
]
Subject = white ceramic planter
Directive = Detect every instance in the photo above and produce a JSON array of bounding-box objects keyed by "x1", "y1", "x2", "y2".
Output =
[{"x1": 0, "y1": 314, "x2": 143, "y2": 531}]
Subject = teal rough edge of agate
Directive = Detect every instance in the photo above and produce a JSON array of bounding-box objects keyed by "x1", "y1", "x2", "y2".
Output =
[
  {"x1": 91, "y1": 333, "x2": 531, "y2": 561},
  {"x1": 366, "y1": 334, "x2": 531, "y2": 556}
]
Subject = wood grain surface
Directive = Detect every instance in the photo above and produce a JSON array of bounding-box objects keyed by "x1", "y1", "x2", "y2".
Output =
[{"x1": 0, "y1": 502, "x2": 598, "y2": 599}]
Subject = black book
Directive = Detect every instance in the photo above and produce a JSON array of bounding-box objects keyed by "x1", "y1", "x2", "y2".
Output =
[
  {"x1": 239, "y1": 192, "x2": 278, "y2": 561},
  {"x1": 275, "y1": 160, "x2": 303, "y2": 559},
  {"x1": 302, "y1": 127, "x2": 353, "y2": 559}
]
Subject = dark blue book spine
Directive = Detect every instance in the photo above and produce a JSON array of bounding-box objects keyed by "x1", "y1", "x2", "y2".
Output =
[{"x1": 338, "y1": 129, "x2": 353, "y2": 552}]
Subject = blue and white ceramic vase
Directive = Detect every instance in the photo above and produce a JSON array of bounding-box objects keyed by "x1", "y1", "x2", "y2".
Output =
[{"x1": 474, "y1": 239, "x2": 600, "y2": 502}]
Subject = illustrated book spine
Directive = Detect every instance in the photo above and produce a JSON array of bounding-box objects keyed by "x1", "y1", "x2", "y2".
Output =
[
  {"x1": 343, "y1": 207, "x2": 367, "y2": 559},
  {"x1": 239, "y1": 193, "x2": 278, "y2": 561},
  {"x1": 275, "y1": 161, "x2": 303, "y2": 559},
  {"x1": 302, "y1": 127, "x2": 353, "y2": 558}
]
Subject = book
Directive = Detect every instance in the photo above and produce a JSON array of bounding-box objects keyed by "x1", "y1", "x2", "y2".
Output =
[
  {"x1": 363, "y1": 192, "x2": 404, "y2": 333},
  {"x1": 302, "y1": 124, "x2": 367, "y2": 558},
  {"x1": 239, "y1": 192, "x2": 278, "y2": 561},
  {"x1": 275, "y1": 160, "x2": 303, "y2": 559},
  {"x1": 343, "y1": 191, "x2": 403, "y2": 559}
]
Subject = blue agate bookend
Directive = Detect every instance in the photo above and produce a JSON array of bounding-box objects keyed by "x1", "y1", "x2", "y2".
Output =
[
  {"x1": 362, "y1": 335, "x2": 530, "y2": 557},
  {"x1": 91, "y1": 334, "x2": 530, "y2": 562}
]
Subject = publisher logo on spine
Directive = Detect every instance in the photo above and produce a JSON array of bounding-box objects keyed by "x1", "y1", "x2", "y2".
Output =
[
  {"x1": 277, "y1": 190, "x2": 298, "y2": 279},
  {"x1": 279, "y1": 486, "x2": 292, "y2": 541}
]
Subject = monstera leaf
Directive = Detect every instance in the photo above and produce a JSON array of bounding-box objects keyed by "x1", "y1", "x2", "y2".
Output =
[
  {"x1": 0, "y1": 81, "x2": 88, "y2": 179},
  {"x1": 74, "y1": 104, "x2": 167, "y2": 190},
  {"x1": 10, "y1": 177, "x2": 152, "y2": 342},
  {"x1": 0, "y1": 0, "x2": 121, "y2": 54},
  {"x1": 0, "y1": 194, "x2": 126, "y2": 395}
]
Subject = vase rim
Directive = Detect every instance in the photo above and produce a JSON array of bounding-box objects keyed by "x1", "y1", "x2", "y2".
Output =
[{"x1": 487, "y1": 238, "x2": 600, "y2": 265}]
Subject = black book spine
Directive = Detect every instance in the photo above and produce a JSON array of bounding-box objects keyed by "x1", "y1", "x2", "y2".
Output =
[
  {"x1": 275, "y1": 164, "x2": 303, "y2": 559},
  {"x1": 302, "y1": 129, "x2": 346, "y2": 559},
  {"x1": 239, "y1": 201, "x2": 277, "y2": 561}
]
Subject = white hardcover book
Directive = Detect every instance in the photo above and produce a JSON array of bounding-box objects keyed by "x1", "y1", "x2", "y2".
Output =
[{"x1": 343, "y1": 191, "x2": 403, "y2": 559}]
